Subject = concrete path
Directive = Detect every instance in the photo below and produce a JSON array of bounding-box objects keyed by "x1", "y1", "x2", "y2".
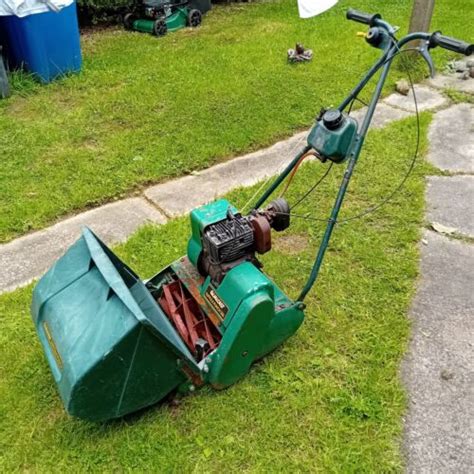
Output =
[
  {"x1": 402, "y1": 66, "x2": 474, "y2": 472},
  {"x1": 403, "y1": 230, "x2": 474, "y2": 472},
  {"x1": 426, "y1": 175, "x2": 474, "y2": 237},
  {"x1": 427, "y1": 104, "x2": 474, "y2": 173}
]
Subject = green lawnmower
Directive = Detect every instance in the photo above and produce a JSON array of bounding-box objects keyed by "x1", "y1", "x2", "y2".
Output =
[
  {"x1": 123, "y1": 0, "x2": 210, "y2": 36},
  {"x1": 31, "y1": 9, "x2": 473, "y2": 421}
]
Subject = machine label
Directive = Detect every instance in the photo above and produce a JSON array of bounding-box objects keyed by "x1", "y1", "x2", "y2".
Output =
[
  {"x1": 204, "y1": 286, "x2": 228, "y2": 320},
  {"x1": 43, "y1": 321, "x2": 63, "y2": 370}
]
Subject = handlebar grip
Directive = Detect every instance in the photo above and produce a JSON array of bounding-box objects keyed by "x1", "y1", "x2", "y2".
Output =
[
  {"x1": 346, "y1": 8, "x2": 381, "y2": 26},
  {"x1": 430, "y1": 32, "x2": 473, "y2": 56}
]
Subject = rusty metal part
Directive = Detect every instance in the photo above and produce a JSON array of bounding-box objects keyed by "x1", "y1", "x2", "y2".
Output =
[
  {"x1": 158, "y1": 274, "x2": 221, "y2": 360},
  {"x1": 160, "y1": 281, "x2": 192, "y2": 348},
  {"x1": 181, "y1": 364, "x2": 205, "y2": 388},
  {"x1": 173, "y1": 257, "x2": 223, "y2": 328},
  {"x1": 251, "y1": 214, "x2": 271, "y2": 254}
]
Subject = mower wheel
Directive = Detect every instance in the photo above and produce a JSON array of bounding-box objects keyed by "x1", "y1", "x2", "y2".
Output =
[
  {"x1": 187, "y1": 9, "x2": 202, "y2": 28},
  {"x1": 153, "y1": 19, "x2": 168, "y2": 36},
  {"x1": 123, "y1": 13, "x2": 136, "y2": 30}
]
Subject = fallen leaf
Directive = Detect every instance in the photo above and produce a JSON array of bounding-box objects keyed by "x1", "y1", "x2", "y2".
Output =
[{"x1": 431, "y1": 222, "x2": 457, "y2": 235}]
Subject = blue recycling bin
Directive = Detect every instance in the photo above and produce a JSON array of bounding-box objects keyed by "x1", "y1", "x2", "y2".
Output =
[{"x1": 0, "y1": 1, "x2": 82, "y2": 83}]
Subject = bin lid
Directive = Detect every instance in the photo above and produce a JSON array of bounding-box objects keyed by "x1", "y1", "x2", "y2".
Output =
[{"x1": 0, "y1": 0, "x2": 74, "y2": 17}]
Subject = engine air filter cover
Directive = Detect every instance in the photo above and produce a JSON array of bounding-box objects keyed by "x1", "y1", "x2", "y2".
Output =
[{"x1": 203, "y1": 214, "x2": 254, "y2": 263}]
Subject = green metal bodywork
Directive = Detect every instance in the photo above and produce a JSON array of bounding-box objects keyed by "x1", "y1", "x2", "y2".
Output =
[
  {"x1": 187, "y1": 200, "x2": 237, "y2": 267},
  {"x1": 186, "y1": 199, "x2": 303, "y2": 387},
  {"x1": 131, "y1": 8, "x2": 188, "y2": 34},
  {"x1": 131, "y1": 19, "x2": 155, "y2": 34},
  {"x1": 163, "y1": 8, "x2": 188, "y2": 31},
  {"x1": 31, "y1": 200, "x2": 303, "y2": 421},
  {"x1": 198, "y1": 260, "x2": 303, "y2": 388}
]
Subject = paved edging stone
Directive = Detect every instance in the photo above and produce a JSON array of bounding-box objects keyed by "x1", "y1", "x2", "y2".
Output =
[
  {"x1": 145, "y1": 86, "x2": 448, "y2": 217},
  {"x1": 427, "y1": 74, "x2": 474, "y2": 95},
  {"x1": 384, "y1": 84, "x2": 448, "y2": 112},
  {"x1": 403, "y1": 72, "x2": 474, "y2": 472},
  {"x1": 350, "y1": 102, "x2": 413, "y2": 128},
  {"x1": 426, "y1": 175, "x2": 474, "y2": 238},
  {"x1": 427, "y1": 103, "x2": 474, "y2": 173},
  {"x1": 402, "y1": 230, "x2": 474, "y2": 473},
  {"x1": 0, "y1": 198, "x2": 166, "y2": 293}
]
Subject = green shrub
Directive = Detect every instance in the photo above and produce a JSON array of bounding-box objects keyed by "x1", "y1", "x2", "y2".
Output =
[
  {"x1": 77, "y1": 0, "x2": 131, "y2": 7},
  {"x1": 76, "y1": 0, "x2": 134, "y2": 25}
]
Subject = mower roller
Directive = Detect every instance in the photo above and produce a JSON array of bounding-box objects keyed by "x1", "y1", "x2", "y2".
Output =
[
  {"x1": 123, "y1": 0, "x2": 210, "y2": 36},
  {"x1": 31, "y1": 10, "x2": 473, "y2": 421}
]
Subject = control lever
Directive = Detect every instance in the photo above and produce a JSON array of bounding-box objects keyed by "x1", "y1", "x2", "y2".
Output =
[{"x1": 418, "y1": 42, "x2": 436, "y2": 78}]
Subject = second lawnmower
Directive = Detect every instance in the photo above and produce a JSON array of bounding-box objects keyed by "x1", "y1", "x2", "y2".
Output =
[{"x1": 123, "y1": 0, "x2": 210, "y2": 36}]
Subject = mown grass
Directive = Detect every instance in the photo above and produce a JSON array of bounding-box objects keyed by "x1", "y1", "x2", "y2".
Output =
[
  {"x1": 1, "y1": 113, "x2": 436, "y2": 471},
  {"x1": 1, "y1": 0, "x2": 471, "y2": 242}
]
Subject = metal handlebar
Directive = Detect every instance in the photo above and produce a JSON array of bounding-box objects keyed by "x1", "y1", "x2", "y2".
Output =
[
  {"x1": 346, "y1": 8, "x2": 381, "y2": 26},
  {"x1": 346, "y1": 8, "x2": 473, "y2": 56},
  {"x1": 254, "y1": 9, "x2": 472, "y2": 302},
  {"x1": 429, "y1": 31, "x2": 473, "y2": 56}
]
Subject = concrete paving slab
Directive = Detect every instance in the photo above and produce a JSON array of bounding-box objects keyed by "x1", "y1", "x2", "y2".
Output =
[
  {"x1": 145, "y1": 131, "x2": 308, "y2": 216},
  {"x1": 427, "y1": 74, "x2": 474, "y2": 95},
  {"x1": 350, "y1": 103, "x2": 413, "y2": 128},
  {"x1": 402, "y1": 230, "x2": 474, "y2": 473},
  {"x1": 427, "y1": 104, "x2": 474, "y2": 173},
  {"x1": 0, "y1": 198, "x2": 166, "y2": 294},
  {"x1": 384, "y1": 85, "x2": 448, "y2": 112},
  {"x1": 426, "y1": 176, "x2": 474, "y2": 238}
]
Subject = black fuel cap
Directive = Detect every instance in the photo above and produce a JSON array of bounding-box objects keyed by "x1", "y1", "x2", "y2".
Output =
[{"x1": 322, "y1": 109, "x2": 343, "y2": 130}]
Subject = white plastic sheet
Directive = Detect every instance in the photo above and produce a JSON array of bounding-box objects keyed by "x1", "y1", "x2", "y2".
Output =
[
  {"x1": 0, "y1": 0, "x2": 74, "y2": 17},
  {"x1": 297, "y1": 0, "x2": 338, "y2": 19}
]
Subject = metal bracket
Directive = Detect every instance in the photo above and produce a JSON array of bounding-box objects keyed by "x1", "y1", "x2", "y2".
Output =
[{"x1": 419, "y1": 42, "x2": 436, "y2": 78}]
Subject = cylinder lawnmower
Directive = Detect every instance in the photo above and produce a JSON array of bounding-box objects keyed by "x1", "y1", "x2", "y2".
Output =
[
  {"x1": 123, "y1": 0, "x2": 210, "y2": 36},
  {"x1": 31, "y1": 10, "x2": 473, "y2": 421}
]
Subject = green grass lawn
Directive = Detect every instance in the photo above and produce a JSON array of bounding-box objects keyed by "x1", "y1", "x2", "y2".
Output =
[
  {"x1": 1, "y1": 113, "x2": 435, "y2": 471},
  {"x1": 0, "y1": 0, "x2": 471, "y2": 243}
]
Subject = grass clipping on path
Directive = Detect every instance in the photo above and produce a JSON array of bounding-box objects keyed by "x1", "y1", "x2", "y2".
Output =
[
  {"x1": 0, "y1": 0, "x2": 469, "y2": 243},
  {"x1": 0, "y1": 115, "x2": 431, "y2": 471}
]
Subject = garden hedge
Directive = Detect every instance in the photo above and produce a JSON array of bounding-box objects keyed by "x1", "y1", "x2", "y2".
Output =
[{"x1": 77, "y1": 0, "x2": 134, "y2": 25}]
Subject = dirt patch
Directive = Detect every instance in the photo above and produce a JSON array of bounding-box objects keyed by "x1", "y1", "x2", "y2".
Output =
[{"x1": 273, "y1": 234, "x2": 309, "y2": 255}]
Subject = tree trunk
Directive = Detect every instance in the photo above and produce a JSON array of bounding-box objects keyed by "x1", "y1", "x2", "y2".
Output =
[{"x1": 409, "y1": 0, "x2": 435, "y2": 37}]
